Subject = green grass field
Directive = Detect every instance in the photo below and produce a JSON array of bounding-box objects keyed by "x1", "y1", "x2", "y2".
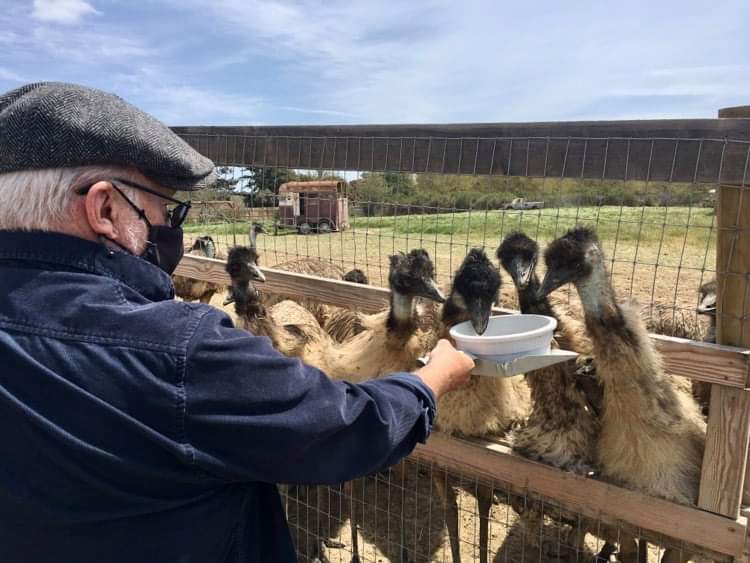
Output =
[{"x1": 186, "y1": 206, "x2": 716, "y2": 248}]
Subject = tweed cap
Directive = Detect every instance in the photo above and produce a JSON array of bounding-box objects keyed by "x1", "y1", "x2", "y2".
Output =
[{"x1": 0, "y1": 82, "x2": 215, "y2": 190}]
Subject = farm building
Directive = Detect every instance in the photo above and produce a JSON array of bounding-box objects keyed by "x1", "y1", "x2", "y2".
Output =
[{"x1": 173, "y1": 109, "x2": 750, "y2": 563}]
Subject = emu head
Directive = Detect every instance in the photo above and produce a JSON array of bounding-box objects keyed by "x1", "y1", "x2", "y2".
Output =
[
  {"x1": 249, "y1": 223, "x2": 267, "y2": 248},
  {"x1": 540, "y1": 226, "x2": 601, "y2": 297},
  {"x1": 697, "y1": 279, "x2": 717, "y2": 316},
  {"x1": 224, "y1": 246, "x2": 266, "y2": 311},
  {"x1": 388, "y1": 249, "x2": 445, "y2": 304},
  {"x1": 191, "y1": 236, "x2": 216, "y2": 258},
  {"x1": 497, "y1": 232, "x2": 538, "y2": 290},
  {"x1": 343, "y1": 268, "x2": 369, "y2": 285},
  {"x1": 448, "y1": 247, "x2": 501, "y2": 335}
]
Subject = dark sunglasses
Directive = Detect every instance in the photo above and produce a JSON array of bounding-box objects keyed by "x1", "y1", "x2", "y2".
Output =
[{"x1": 76, "y1": 178, "x2": 192, "y2": 228}]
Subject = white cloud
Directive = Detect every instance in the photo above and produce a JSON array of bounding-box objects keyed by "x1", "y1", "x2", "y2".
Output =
[
  {"x1": 0, "y1": 30, "x2": 19, "y2": 45},
  {"x1": 0, "y1": 67, "x2": 26, "y2": 82},
  {"x1": 112, "y1": 72, "x2": 267, "y2": 124},
  {"x1": 1, "y1": 0, "x2": 748, "y2": 124},
  {"x1": 31, "y1": 0, "x2": 99, "y2": 25},
  {"x1": 30, "y1": 26, "x2": 154, "y2": 62},
  {"x1": 647, "y1": 65, "x2": 750, "y2": 78},
  {"x1": 278, "y1": 106, "x2": 359, "y2": 118}
]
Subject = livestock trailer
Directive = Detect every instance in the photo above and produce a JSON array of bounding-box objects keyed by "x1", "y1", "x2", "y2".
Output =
[{"x1": 276, "y1": 180, "x2": 350, "y2": 234}]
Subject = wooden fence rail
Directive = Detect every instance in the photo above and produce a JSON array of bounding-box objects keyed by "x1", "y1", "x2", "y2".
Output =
[
  {"x1": 173, "y1": 120, "x2": 750, "y2": 185},
  {"x1": 175, "y1": 254, "x2": 750, "y2": 390}
]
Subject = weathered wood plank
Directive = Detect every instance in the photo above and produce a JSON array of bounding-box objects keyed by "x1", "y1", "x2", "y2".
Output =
[
  {"x1": 175, "y1": 254, "x2": 750, "y2": 389},
  {"x1": 175, "y1": 253, "x2": 391, "y2": 312},
  {"x1": 651, "y1": 334, "x2": 750, "y2": 389},
  {"x1": 699, "y1": 386, "x2": 750, "y2": 516},
  {"x1": 411, "y1": 432, "x2": 747, "y2": 558},
  {"x1": 172, "y1": 121, "x2": 750, "y2": 184},
  {"x1": 699, "y1": 171, "x2": 750, "y2": 517},
  {"x1": 720, "y1": 106, "x2": 750, "y2": 118}
]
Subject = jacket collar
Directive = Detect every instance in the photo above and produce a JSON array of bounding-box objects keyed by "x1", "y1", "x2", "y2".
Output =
[{"x1": 0, "y1": 230, "x2": 175, "y2": 301}]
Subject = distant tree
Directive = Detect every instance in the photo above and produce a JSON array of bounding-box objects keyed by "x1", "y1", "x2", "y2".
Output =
[
  {"x1": 211, "y1": 166, "x2": 241, "y2": 196},
  {"x1": 296, "y1": 170, "x2": 347, "y2": 183},
  {"x1": 240, "y1": 167, "x2": 296, "y2": 194},
  {"x1": 355, "y1": 172, "x2": 416, "y2": 201},
  {"x1": 238, "y1": 167, "x2": 296, "y2": 206}
]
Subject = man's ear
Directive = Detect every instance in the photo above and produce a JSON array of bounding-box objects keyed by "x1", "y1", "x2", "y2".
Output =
[{"x1": 84, "y1": 181, "x2": 119, "y2": 240}]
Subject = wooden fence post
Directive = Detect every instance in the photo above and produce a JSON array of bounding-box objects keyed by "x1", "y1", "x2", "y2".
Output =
[{"x1": 697, "y1": 106, "x2": 750, "y2": 518}]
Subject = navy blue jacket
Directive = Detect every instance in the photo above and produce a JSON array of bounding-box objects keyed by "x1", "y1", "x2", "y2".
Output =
[{"x1": 0, "y1": 231, "x2": 436, "y2": 563}]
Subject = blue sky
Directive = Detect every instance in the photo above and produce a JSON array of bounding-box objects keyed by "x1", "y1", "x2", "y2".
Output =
[{"x1": 0, "y1": 0, "x2": 748, "y2": 125}]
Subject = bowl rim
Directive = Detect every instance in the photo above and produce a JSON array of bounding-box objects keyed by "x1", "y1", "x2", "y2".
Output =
[{"x1": 449, "y1": 314, "x2": 557, "y2": 343}]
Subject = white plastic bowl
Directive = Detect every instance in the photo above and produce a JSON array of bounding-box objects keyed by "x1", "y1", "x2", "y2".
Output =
[{"x1": 449, "y1": 314, "x2": 557, "y2": 361}]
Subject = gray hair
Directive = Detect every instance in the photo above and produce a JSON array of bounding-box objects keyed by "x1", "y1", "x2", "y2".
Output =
[{"x1": 0, "y1": 166, "x2": 141, "y2": 231}]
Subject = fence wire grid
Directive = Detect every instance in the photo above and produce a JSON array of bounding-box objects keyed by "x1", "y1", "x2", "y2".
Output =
[
  {"x1": 177, "y1": 133, "x2": 750, "y2": 344},
  {"x1": 282, "y1": 457, "x2": 709, "y2": 563},
  {"x1": 174, "y1": 127, "x2": 750, "y2": 563}
]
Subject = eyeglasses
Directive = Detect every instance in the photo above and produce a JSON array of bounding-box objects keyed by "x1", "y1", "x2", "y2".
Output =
[{"x1": 76, "y1": 178, "x2": 191, "y2": 228}]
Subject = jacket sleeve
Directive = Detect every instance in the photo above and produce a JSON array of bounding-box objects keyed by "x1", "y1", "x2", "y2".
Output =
[{"x1": 182, "y1": 307, "x2": 436, "y2": 485}]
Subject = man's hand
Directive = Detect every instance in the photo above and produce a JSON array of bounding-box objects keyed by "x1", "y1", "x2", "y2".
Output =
[{"x1": 414, "y1": 339, "x2": 474, "y2": 400}]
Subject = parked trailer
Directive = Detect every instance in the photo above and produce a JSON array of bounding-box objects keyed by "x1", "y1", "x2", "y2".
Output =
[{"x1": 276, "y1": 181, "x2": 350, "y2": 234}]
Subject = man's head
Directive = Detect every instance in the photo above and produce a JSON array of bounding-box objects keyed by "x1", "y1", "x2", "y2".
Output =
[{"x1": 0, "y1": 82, "x2": 215, "y2": 273}]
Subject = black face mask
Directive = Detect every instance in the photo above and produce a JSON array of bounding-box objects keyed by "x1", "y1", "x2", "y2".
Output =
[{"x1": 141, "y1": 224, "x2": 185, "y2": 275}]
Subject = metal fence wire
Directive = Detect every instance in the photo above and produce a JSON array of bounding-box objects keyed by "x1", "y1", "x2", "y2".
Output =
[
  {"x1": 174, "y1": 124, "x2": 750, "y2": 563},
  {"x1": 282, "y1": 457, "x2": 698, "y2": 563}
]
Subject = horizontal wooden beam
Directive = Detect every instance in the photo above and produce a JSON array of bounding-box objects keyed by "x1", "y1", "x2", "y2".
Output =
[
  {"x1": 412, "y1": 432, "x2": 747, "y2": 558},
  {"x1": 651, "y1": 334, "x2": 750, "y2": 389},
  {"x1": 172, "y1": 121, "x2": 750, "y2": 185},
  {"x1": 175, "y1": 253, "x2": 391, "y2": 312},
  {"x1": 175, "y1": 254, "x2": 750, "y2": 389},
  {"x1": 172, "y1": 120, "x2": 750, "y2": 142},
  {"x1": 719, "y1": 106, "x2": 750, "y2": 118}
]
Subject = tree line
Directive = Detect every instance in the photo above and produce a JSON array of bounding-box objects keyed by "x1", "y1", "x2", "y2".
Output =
[{"x1": 180, "y1": 166, "x2": 715, "y2": 213}]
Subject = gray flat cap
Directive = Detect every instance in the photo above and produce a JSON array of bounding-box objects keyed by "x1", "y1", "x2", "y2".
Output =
[{"x1": 0, "y1": 82, "x2": 215, "y2": 190}]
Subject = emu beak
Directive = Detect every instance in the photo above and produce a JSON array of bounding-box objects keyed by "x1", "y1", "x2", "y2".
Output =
[
  {"x1": 223, "y1": 293, "x2": 235, "y2": 306},
  {"x1": 510, "y1": 258, "x2": 534, "y2": 290},
  {"x1": 538, "y1": 270, "x2": 568, "y2": 298},
  {"x1": 696, "y1": 302, "x2": 717, "y2": 316},
  {"x1": 420, "y1": 278, "x2": 447, "y2": 303},
  {"x1": 467, "y1": 297, "x2": 492, "y2": 335},
  {"x1": 248, "y1": 264, "x2": 266, "y2": 283}
]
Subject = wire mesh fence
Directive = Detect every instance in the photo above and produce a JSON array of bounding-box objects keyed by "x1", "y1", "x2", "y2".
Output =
[
  {"x1": 176, "y1": 133, "x2": 750, "y2": 344},
  {"x1": 281, "y1": 457, "x2": 713, "y2": 563},
  {"x1": 173, "y1": 124, "x2": 750, "y2": 562}
]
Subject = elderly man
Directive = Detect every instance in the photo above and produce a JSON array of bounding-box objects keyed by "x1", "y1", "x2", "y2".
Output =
[{"x1": 0, "y1": 82, "x2": 473, "y2": 562}]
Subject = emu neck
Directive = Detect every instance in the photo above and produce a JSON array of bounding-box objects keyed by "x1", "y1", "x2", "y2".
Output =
[
  {"x1": 387, "y1": 290, "x2": 417, "y2": 336},
  {"x1": 441, "y1": 295, "x2": 470, "y2": 330},
  {"x1": 706, "y1": 315, "x2": 717, "y2": 343},
  {"x1": 515, "y1": 274, "x2": 565, "y2": 393},
  {"x1": 517, "y1": 273, "x2": 556, "y2": 319},
  {"x1": 574, "y1": 261, "x2": 664, "y2": 400},
  {"x1": 250, "y1": 230, "x2": 258, "y2": 249},
  {"x1": 575, "y1": 262, "x2": 612, "y2": 318},
  {"x1": 234, "y1": 281, "x2": 266, "y2": 320}
]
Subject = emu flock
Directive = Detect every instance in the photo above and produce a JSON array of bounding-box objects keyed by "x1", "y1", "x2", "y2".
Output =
[{"x1": 174, "y1": 225, "x2": 715, "y2": 563}]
